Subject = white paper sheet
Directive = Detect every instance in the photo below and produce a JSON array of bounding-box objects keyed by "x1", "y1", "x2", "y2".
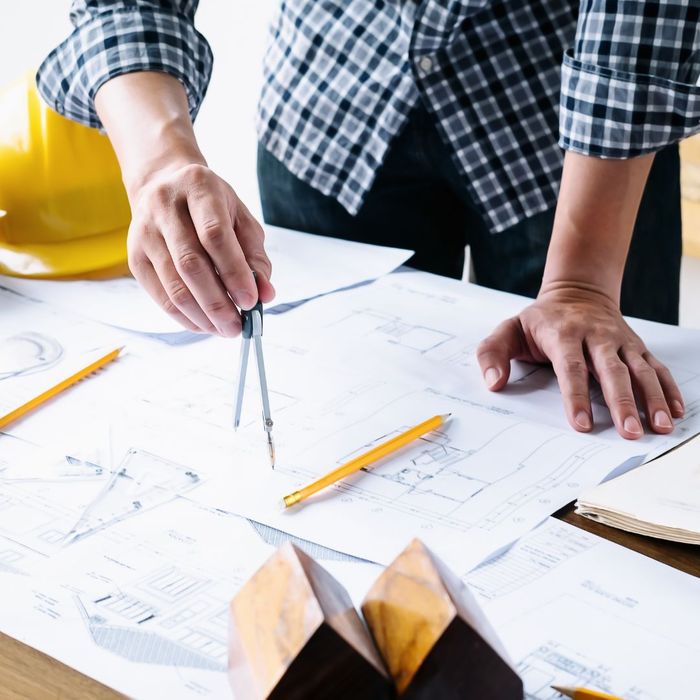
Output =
[
  {"x1": 174, "y1": 271, "x2": 700, "y2": 571},
  {"x1": 0, "y1": 226, "x2": 412, "y2": 334},
  {"x1": 0, "y1": 289, "x2": 124, "y2": 424},
  {"x1": 471, "y1": 518, "x2": 700, "y2": 699}
]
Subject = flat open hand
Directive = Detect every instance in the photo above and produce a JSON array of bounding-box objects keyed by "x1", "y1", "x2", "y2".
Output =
[{"x1": 476, "y1": 286, "x2": 685, "y2": 439}]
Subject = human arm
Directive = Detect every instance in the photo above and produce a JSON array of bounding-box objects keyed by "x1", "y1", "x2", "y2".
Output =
[
  {"x1": 478, "y1": 1, "x2": 699, "y2": 438},
  {"x1": 36, "y1": 1, "x2": 273, "y2": 335},
  {"x1": 477, "y1": 151, "x2": 684, "y2": 438},
  {"x1": 94, "y1": 72, "x2": 273, "y2": 336}
]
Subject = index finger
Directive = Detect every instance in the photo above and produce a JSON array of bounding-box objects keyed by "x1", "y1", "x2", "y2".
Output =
[{"x1": 187, "y1": 190, "x2": 258, "y2": 310}]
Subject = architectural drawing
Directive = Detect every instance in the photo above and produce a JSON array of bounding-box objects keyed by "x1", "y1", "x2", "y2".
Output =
[
  {"x1": 246, "y1": 519, "x2": 363, "y2": 562},
  {"x1": 76, "y1": 565, "x2": 230, "y2": 672},
  {"x1": 66, "y1": 449, "x2": 202, "y2": 544},
  {"x1": 0, "y1": 331, "x2": 63, "y2": 381},
  {"x1": 326, "y1": 309, "x2": 455, "y2": 354},
  {"x1": 517, "y1": 641, "x2": 658, "y2": 700}
]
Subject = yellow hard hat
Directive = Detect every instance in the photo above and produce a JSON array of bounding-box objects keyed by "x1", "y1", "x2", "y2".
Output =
[{"x1": 0, "y1": 71, "x2": 130, "y2": 278}]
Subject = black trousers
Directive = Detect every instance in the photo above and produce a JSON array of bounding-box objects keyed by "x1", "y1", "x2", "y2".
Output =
[{"x1": 258, "y1": 107, "x2": 682, "y2": 324}]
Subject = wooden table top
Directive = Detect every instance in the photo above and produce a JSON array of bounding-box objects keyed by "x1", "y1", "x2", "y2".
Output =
[{"x1": 1, "y1": 503, "x2": 697, "y2": 699}]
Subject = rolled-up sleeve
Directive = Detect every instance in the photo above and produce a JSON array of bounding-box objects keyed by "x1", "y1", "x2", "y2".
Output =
[
  {"x1": 36, "y1": 0, "x2": 213, "y2": 129},
  {"x1": 560, "y1": 1, "x2": 700, "y2": 158}
]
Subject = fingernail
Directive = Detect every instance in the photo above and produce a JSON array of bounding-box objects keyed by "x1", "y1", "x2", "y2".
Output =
[
  {"x1": 654, "y1": 410, "x2": 673, "y2": 429},
  {"x1": 484, "y1": 367, "x2": 501, "y2": 388},
  {"x1": 236, "y1": 290, "x2": 255, "y2": 310},
  {"x1": 671, "y1": 399, "x2": 685, "y2": 416},
  {"x1": 623, "y1": 416, "x2": 643, "y2": 436},
  {"x1": 575, "y1": 411, "x2": 592, "y2": 431}
]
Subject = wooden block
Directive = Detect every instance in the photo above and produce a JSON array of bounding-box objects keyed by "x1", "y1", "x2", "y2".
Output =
[
  {"x1": 362, "y1": 539, "x2": 522, "y2": 699},
  {"x1": 228, "y1": 542, "x2": 391, "y2": 700}
]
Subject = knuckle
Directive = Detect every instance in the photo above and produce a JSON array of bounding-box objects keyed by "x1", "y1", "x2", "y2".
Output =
[
  {"x1": 561, "y1": 357, "x2": 586, "y2": 375},
  {"x1": 600, "y1": 356, "x2": 626, "y2": 375},
  {"x1": 198, "y1": 221, "x2": 228, "y2": 248},
  {"x1": 147, "y1": 182, "x2": 175, "y2": 209},
  {"x1": 161, "y1": 297, "x2": 181, "y2": 317},
  {"x1": 612, "y1": 396, "x2": 637, "y2": 411},
  {"x1": 176, "y1": 250, "x2": 206, "y2": 277},
  {"x1": 165, "y1": 280, "x2": 193, "y2": 308},
  {"x1": 632, "y1": 364, "x2": 656, "y2": 382},
  {"x1": 248, "y1": 250, "x2": 272, "y2": 274},
  {"x1": 181, "y1": 163, "x2": 211, "y2": 185},
  {"x1": 202, "y1": 298, "x2": 232, "y2": 316}
]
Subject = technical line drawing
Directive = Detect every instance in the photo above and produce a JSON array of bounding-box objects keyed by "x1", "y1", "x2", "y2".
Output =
[
  {"x1": 76, "y1": 595, "x2": 227, "y2": 672},
  {"x1": 246, "y1": 519, "x2": 365, "y2": 562},
  {"x1": 275, "y1": 395, "x2": 624, "y2": 541},
  {"x1": 0, "y1": 331, "x2": 63, "y2": 381},
  {"x1": 144, "y1": 367, "x2": 298, "y2": 430},
  {"x1": 466, "y1": 526, "x2": 595, "y2": 600},
  {"x1": 65, "y1": 449, "x2": 202, "y2": 545},
  {"x1": 327, "y1": 309, "x2": 455, "y2": 354},
  {"x1": 74, "y1": 561, "x2": 235, "y2": 672},
  {"x1": 517, "y1": 641, "x2": 659, "y2": 700}
]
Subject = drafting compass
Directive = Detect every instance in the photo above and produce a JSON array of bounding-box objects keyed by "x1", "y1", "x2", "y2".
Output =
[{"x1": 233, "y1": 295, "x2": 275, "y2": 468}]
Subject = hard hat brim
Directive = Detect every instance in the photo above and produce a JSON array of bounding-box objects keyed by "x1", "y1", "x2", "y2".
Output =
[{"x1": 0, "y1": 227, "x2": 127, "y2": 279}]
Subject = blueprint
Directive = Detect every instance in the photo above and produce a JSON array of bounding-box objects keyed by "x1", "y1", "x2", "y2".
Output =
[
  {"x1": 177, "y1": 272, "x2": 700, "y2": 570},
  {"x1": 470, "y1": 518, "x2": 700, "y2": 699},
  {"x1": 0, "y1": 495, "x2": 380, "y2": 699}
]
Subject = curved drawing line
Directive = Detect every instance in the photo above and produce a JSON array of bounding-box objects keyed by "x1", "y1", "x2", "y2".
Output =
[{"x1": 0, "y1": 332, "x2": 64, "y2": 381}]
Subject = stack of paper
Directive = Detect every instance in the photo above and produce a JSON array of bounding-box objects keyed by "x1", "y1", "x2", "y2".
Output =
[{"x1": 576, "y1": 435, "x2": 700, "y2": 543}]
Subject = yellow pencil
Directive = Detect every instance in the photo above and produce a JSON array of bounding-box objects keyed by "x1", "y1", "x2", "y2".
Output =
[
  {"x1": 0, "y1": 345, "x2": 124, "y2": 430},
  {"x1": 282, "y1": 413, "x2": 451, "y2": 508},
  {"x1": 552, "y1": 685, "x2": 624, "y2": 700}
]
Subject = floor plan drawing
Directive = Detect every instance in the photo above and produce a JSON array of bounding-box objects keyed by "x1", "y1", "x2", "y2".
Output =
[
  {"x1": 326, "y1": 308, "x2": 455, "y2": 354},
  {"x1": 212, "y1": 382, "x2": 642, "y2": 569}
]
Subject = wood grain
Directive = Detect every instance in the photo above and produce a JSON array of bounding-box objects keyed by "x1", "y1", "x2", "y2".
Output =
[
  {"x1": 362, "y1": 538, "x2": 522, "y2": 699},
  {"x1": 228, "y1": 542, "x2": 390, "y2": 700}
]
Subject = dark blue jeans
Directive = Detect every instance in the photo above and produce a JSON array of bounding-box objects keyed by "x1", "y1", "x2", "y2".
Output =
[{"x1": 258, "y1": 107, "x2": 681, "y2": 324}]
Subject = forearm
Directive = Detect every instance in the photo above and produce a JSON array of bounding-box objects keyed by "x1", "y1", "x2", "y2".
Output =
[
  {"x1": 94, "y1": 72, "x2": 206, "y2": 199},
  {"x1": 541, "y1": 151, "x2": 654, "y2": 304}
]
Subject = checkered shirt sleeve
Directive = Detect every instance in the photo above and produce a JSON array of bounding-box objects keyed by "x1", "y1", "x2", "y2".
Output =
[
  {"x1": 35, "y1": 1, "x2": 213, "y2": 129},
  {"x1": 560, "y1": 1, "x2": 700, "y2": 157}
]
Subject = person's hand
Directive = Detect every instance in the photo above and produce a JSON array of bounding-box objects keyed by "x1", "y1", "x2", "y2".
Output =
[
  {"x1": 476, "y1": 286, "x2": 685, "y2": 439},
  {"x1": 127, "y1": 163, "x2": 275, "y2": 336}
]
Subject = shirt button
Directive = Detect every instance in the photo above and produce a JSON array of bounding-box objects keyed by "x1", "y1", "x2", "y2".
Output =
[{"x1": 418, "y1": 56, "x2": 433, "y2": 74}]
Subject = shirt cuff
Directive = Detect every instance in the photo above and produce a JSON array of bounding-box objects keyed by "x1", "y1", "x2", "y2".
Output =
[
  {"x1": 35, "y1": 7, "x2": 213, "y2": 129},
  {"x1": 559, "y1": 49, "x2": 700, "y2": 158}
]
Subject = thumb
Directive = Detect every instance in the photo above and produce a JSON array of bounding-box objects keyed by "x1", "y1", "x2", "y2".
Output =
[{"x1": 476, "y1": 317, "x2": 525, "y2": 391}]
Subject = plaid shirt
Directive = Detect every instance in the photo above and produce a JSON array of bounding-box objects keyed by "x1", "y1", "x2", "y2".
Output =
[{"x1": 37, "y1": 1, "x2": 700, "y2": 233}]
